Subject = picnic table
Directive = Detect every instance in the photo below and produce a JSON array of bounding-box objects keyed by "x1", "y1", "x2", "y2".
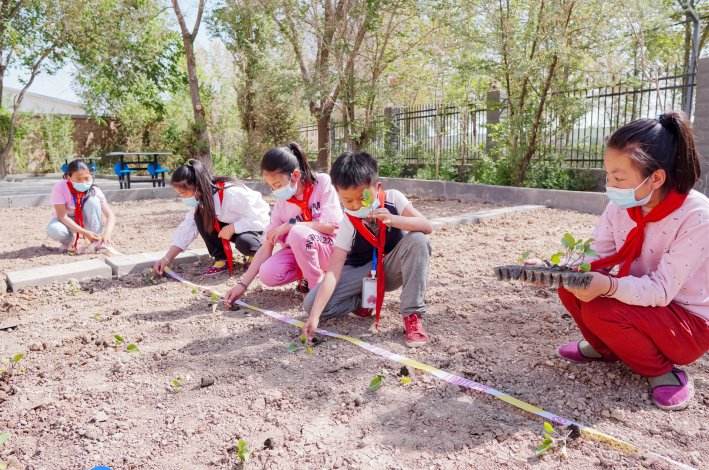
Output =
[{"x1": 106, "y1": 152, "x2": 172, "y2": 189}]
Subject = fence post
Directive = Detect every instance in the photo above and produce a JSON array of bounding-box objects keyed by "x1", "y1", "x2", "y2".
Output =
[
  {"x1": 695, "y1": 57, "x2": 709, "y2": 194},
  {"x1": 486, "y1": 87, "x2": 502, "y2": 158}
]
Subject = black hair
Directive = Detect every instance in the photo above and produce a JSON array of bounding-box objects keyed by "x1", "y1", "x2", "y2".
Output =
[
  {"x1": 260, "y1": 142, "x2": 316, "y2": 185},
  {"x1": 607, "y1": 111, "x2": 701, "y2": 194},
  {"x1": 64, "y1": 159, "x2": 96, "y2": 197},
  {"x1": 330, "y1": 151, "x2": 379, "y2": 189},
  {"x1": 171, "y1": 158, "x2": 240, "y2": 233}
]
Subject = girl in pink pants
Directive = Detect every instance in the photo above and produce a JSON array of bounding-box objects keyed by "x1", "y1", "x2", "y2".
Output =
[{"x1": 224, "y1": 142, "x2": 343, "y2": 303}]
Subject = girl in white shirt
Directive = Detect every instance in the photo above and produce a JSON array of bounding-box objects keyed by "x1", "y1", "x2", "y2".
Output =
[{"x1": 153, "y1": 159, "x2": 270, "y2": 276}]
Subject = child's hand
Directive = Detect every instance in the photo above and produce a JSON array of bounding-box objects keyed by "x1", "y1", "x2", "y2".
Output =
[
  {"x1": 570, "y1": 272, "x2": 611, "y2": 302},
  {"x1": 83, "y1": 230, "x2": 101, "y2": 242},
  {"x1": 303, "y1": 314, "x2": 320, "y2": 343},
  {"x1": 153, "y1": 257, "x2": 169, "y2": 275},
  {"x1": 266, "y1": 223, "x2": 290, "y2": 245},
  {"x1": 101, "y1": 234, "x2": 113, "y2": 246},
  {"x1": 369, "y1": 208, "x2": 393, "y2": 225},
  {"x1": 218, "y1": 224, "x2": 235, "y2": 240},
  {"x1": 224, "y1": 282, "x2": 247, "y2": 306},
  {"x1": 524, "y1": 258, "x2": 545, "y2": 266}
]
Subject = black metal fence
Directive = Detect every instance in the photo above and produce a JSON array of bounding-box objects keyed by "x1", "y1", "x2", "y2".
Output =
[{"x1": 297, "y1": 72, "x2": 696, "y2": 171}]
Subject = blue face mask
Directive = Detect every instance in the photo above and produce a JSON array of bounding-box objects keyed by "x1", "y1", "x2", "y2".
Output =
[
  {"x1": 344, "y1": 197, "x2": 381, "y2": 218},
  {"x1": 605, "y1": 176, "x2": 655, "y2": 209},
  {"x1": 72, "y1": 180, "x2": 93, "y2": 193},
  {"x1": 181, "y1": 196, "x2": 199, "y2": 207},
  {"x1": 272, "y1": 178, "x2": 297, "y2": 200}
]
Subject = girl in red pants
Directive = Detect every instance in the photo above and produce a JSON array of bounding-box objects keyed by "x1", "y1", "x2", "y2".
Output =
[{"x1": 556, "y1": 111, "x2": 709, "y2": 410}]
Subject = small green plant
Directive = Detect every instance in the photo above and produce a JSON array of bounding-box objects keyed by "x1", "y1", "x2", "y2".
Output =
[
  {"x1": 91, "y1": 312, "x2": 103, "y2": 320},
  {"x1": 191, "y1": 288, "x2": 199, "y2": 295},
  {"x1": 170, "y1": 375, "x2": 189, "y2": 393},
  {"x1": 398, "y1": 366, "x2": 412, "y2": 385},
  {"x1": 68, "y1": 278, "x2": 80, "y2": 296},
  {"x1": 549, "y1": 233, "x2": 595, "y2": 272},
  {"x1": 517, "y1": 250, "x2": 532, "y2": 264},
  {"x1": 144, "y1": 268, "x2": 158, "y2": 285},
  {"x1": 0, "y1": 353, "x2": 25, "y2": 377},
  {"x1": 536, "y1": 421, "x2": 580, "y2": 459},
  {"x1": 236, "y1": 438, "x2": 251, "y2": 464},
  {"x1": 0, "y1": 431, "x2": 11, "y2": 470},
  {"x1": 210, "y1": 293, "x2": 220, "y2": 313},
  {"x1": 369, "y1": 374, "x2": 384, "y2": 391},
  {"x1": 286, "y1": 335, "x2": 313, "y2": 355},
  {"x1": 113, "y1": 335, "x2": 140, "y2": 353}
]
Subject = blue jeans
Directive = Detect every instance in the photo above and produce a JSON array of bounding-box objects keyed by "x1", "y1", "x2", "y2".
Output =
[{"x1": 47, "y1": 197, "x2": 104, "y2": 244}]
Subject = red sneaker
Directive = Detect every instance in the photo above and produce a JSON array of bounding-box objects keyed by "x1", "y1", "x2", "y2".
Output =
[
  {"x1": 204, "y1": 260, "x2": 228, "y2": 276},
  {"x1": 353, "y1": 308, "x2": 373, "y2": 318},
  {"x1": 403, "y1": 313, "x2": 429, "y2": 347}
]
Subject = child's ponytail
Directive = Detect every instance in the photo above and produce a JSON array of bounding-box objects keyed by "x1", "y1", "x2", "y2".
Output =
[
  {"x1": 658, "y1": 112, "x2": 701, "y2": 194},
  {"x1": 261, "y1": 142, "x2": 317, "y2": 185},
  {"x1": 172, "y1": 159, "x2": 218, "y2": 233},
  {"x1": 606, "y1": 110, "x2": 701, "y2": 194}
]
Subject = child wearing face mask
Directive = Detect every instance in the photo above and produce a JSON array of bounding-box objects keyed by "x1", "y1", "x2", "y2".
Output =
[
  {"x1": 223, "y1": 142, "x2": 343, "y2": 303},
  {"x1": 300, "y1": 151, "x2": 433, "y2": 348},
  {"x1": 152, "y1": 159, "x2": 269, "y2": 277},
  {"x1": 47, "y1": 159, "x2": 116, "y2": 252},
  {"x1": 544, "y1": 111, "x2": 709, "y2": 411}
]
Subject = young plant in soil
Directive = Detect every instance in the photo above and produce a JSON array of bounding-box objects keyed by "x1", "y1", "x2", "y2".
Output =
[
  {"x1": 536, "y1": 422, "x2": 581, "y2": 460},
  {"x1": 0, "y1": 431, "x2": 11, "y2": 470},
  {"x1": 236, "y1": 439, "x2": 251, "y2": 465},
  {"x1": 0, "y1": 354, "x2": 25, "y2": 379},
  {"x1": 495, "y1": 233, "x2": 595, "y2": 289},
  {"x1": 144, "y1": 268, "x2": 159, "y2": 285},
  {"x1": 170, "y1": 375, "x2": 190, "y2": 393},
  {"x1": 113, "y1": 335, "x2": 140, "y2": 353},
  {"x1": 287, "y1": 335, "x2": 314, "y2": 355},
  {"x1": 68, "y1": 278, "x2": 81, "y2": 296},
  {"x1": 369, "y1": 367, "x2": 413, "y2": 391}
]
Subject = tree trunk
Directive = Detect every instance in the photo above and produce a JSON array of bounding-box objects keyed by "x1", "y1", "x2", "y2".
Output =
[
  {"x1": 316, "y1": 113, "x2": 332, "y2": 171},
  {"x1": 172, "y1": 0, "x2": 211, "y2": 169}
]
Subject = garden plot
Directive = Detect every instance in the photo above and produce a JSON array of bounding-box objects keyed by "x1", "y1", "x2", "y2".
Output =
[{"x1": 0, "y1": 205, "x2": 707, "y2": 469}]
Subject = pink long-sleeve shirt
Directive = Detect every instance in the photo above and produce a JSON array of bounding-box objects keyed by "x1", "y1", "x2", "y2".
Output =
[{"x1": 591, "y1": 190, "x2": 709, "y2": 323}]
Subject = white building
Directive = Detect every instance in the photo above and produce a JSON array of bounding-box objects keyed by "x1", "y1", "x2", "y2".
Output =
[{"x1": 3, "y1": 86, "x2": 86, "y2": 116}]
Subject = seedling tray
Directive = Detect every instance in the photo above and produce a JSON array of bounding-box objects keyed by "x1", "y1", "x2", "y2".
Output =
[{"x1": 494, "y1": 265, "x2": 593, "y2": 289}]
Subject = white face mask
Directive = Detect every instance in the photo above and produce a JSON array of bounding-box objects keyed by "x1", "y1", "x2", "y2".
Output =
[
  {"x1": 272, "y1": 176, "x2": 297, "y2": 200},
  {"x1": 605, "y1": 176, "x2": 655, "y2": 209}
]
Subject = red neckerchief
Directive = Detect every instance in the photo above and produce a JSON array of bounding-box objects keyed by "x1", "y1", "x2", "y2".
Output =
[
  {"x1": 287, "y1": 181, "x2": 313, "y2": 222},
  {"x1": 591, "y1": 189, "x2": 688, "y2": 277},
  {"x1": 214, "y1": 181, "x2": 234, "y2": 274},
  {"x1": 346, "y1": 190, "x2": 386, "y2": 329},
  {"x1": 288, "y1": 181, "x2": 314, "y2": 288},
  {"x1": 67, "y1": 180, "x2": 86, "y2": 250}
]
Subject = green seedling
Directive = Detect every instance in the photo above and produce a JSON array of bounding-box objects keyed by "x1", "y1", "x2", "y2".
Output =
[
  {"x1": 191, "y1": 288, "x2": 198, "y2": 295},
  {"x1": 549, "y1": 233, "x2": 595, "y2": 272},
  {"x1": 113, "y1": 335, "x2": 140, "y2": 353},
  {"x1": 236, "y1": 438, "x2": 251, "y2": 464},
  {"x1": 398, "y1": 366, "x2": 412, "y2": 385},
  {"x1": 536, "y1": 421, "x2": 579, "y2": 460},
  {"x1": 0, "y1": 353, "x2": 25, "y2": 376},
  {"x1": 286, "y1": 335, "x2": 313, "y2": 355},
  {"x1": 91, "y1": 312, "x2": 103, "y2": 320},
  {"x1": 0, "y1": 431, "x2": 10, "y2": 470},
  {"x1": 369, "y1": 374, "x2": 384, "y2": 391},
  {"x1": 517, "y1": 250, "x2": 532, "y2": 264},
  {"x1": 144, "y1": 267, "x2": 158, "y2": 285},
  {"x1": 210, "y1": 293, "x2": 220, "y2": 313},
  {"x1": 170, "y1": 375, "x2": 189, "y2": 393},
  {"x1": 68, "y1": 278, "x2": 80, "y2": 296}
]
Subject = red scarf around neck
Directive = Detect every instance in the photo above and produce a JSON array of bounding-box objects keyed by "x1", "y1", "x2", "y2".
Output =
[
  {"x1": 66, "y1": 180, "x2": 86, "y2": 249},
  {"x1": 286, "y1": 181, "x2": 314, "y2": 222},
  {"x1": 591, "y1": 189, "x2": 688, "y2": 277},
  {"x1": 213, "y1": 181, "x2": 233, "y2": 274},
  {"x1": 346, "y1": 190, "x2": 387, "y2": 329}
]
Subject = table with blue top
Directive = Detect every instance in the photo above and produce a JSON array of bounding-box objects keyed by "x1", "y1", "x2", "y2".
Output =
[{"x1": 106, "y1": 152, "x2": 172, "y2": 189}]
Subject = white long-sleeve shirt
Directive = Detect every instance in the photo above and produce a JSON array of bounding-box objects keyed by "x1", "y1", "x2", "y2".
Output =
[{"x1": 171, "y1": 184, "x2": 270, "y2": 250}]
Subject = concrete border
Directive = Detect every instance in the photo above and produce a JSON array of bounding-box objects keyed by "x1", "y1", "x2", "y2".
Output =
[
  {"x1": 105, "y1": 248, "x2": 211, "y2": 276},
  {"x1": 380, "y1": 177, "x2": 608, "y2": 215},
  {"x1": 6, "y1": 259, "x2": 112, "y2": 291}
]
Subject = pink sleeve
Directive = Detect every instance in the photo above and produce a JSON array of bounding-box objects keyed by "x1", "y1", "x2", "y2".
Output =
[
  {"x1": 314, "y1": 174, "x2": 343, "y2": 226},
  {"x1": 588, "y1": 203, "x2": 618, "y2": 265},
  {"x1": 263, "y1": 201, "x2": 287, "y2": 235},
  {"x1": 611, "y1": 211, "x2": 709, "y2": 307},
  {"x1": 92, "y1": 186, "x2": 107, "y2": 202},
  {"x1": 50, "y1": 181, "x2": 68, "y2": 205}
]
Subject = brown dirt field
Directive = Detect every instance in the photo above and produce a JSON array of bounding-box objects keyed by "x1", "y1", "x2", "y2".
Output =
[{"x1": 0, "y1": 198, "x2": 707, "y2": 470}]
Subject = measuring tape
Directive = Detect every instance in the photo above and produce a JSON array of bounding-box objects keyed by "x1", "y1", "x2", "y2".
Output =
[{"x1": 159, "y1": 266, "x2": 695, "y2": 470}]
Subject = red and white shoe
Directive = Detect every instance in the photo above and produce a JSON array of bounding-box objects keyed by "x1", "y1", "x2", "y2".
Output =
[{"x1": 403, "y1": 313, "x2": 429, "y2": 347}]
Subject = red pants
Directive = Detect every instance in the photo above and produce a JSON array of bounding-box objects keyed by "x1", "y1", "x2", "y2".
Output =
[{"x1": 558, "y1": 287, "x2": 709, "y2": 377}]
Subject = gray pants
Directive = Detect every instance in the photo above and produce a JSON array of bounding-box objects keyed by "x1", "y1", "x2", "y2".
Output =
[
  {"x1": 47, "y1": 197, "x2": 104, "y2": 244},
  {"x1": 304, "y1": 231, "x2": 431, "y2": 320}
]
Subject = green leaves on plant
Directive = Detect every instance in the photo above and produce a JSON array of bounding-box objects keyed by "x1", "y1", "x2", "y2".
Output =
[
  {"x1": 236, "y1": 439, "x2": 251, "y2": 463},
  {"x1": 543, "y1": 422, "x2": 555, "y2": 434},
  {"x1": 561, "y1": 233, "x2": 576, "y2": 249},
  {"x1": 399, "y1": 376, "x2": 411, "y2": 385},
  {"x1": 191, "y1": 289, "x2": 198, "y2": 295},
  {"x1": 12, "y1": 354, "x2": 23, "y2": 364},
  {"x1": 211, "y1": 293, "x2": 220, "y2": 302},
  {"x1": 113, "y1": 334, "x2": 125, "y2": 345},
  {"x1": 369, "y1": 375, "x2": 383, "y2": 391},
  {"x1": 286, "y1": 343, "x2": 298, "y2": 353},
  {"x1": 287, "y1": 335, "x2": 314, "y2": 355},
  {"x1": 171, "y1": 375, "x2": 187, "y2": 393},
  {"x1": 536, "y1": 438, "x2": 553, "y2": 457},
  {"x1": 550, "y1": 252, "x2": 563, "y2": 265},
  {"x1": 126, "y1": 344, "x2": 140, "y2": 353},
  {"x1": 578, "y1": 262, "x2": 591, "y2": 273},
  {"x1": 0, "y1": 432, "x2": 10, "y2": 446},
  {"x1": 549, "y1": 233, "x2": 595, "y2": 271},
  {"x1": 92, "y1": 312, "x2": 103, "y2": 320},
  {"x1": 517, "y1": 250, "x2": 531, "y2": 263}
]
